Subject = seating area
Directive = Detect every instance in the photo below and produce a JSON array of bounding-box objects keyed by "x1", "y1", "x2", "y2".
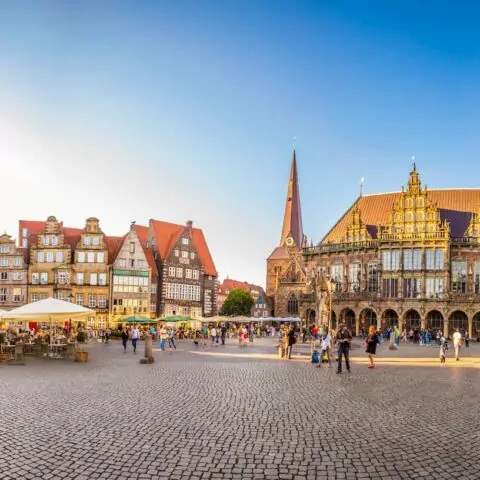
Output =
[{"x1": 0, "y1": 336, "x2": 77, "y2": 362}]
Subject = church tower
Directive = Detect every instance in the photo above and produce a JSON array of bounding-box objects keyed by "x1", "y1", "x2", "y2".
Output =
[{"x1": 266, "y1": 151, "x2": 306, "y2": 306}]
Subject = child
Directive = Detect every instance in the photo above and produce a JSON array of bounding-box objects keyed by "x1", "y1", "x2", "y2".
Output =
[
  {"x1": 317, "y1": 330, "x2": 332, "y2": 368},
  {"x1": 439, "y1": 338, "x2": 448, "y2": 365}
]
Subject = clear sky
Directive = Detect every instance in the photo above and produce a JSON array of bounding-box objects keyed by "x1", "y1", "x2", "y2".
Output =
[{"x1": 1, "y1": 1, "x2": 480, "y2": 286}]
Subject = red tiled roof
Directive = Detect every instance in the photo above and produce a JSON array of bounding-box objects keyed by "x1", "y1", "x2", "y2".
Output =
[
  {"x1": 133, "y1": 224, "x2": 158, "y2": 275},
  {"x1": 150, "y1": 219, "x2": 217, "y2": 276},
  {"x1": 105, "y1": 235, "x2": 125, "y2": 264},
  {"x1": 63, "y1": 227, "x2": 82, "y2": 251},
  {"x1": 322, "y1": 189, "x2": 480, "y2": 243},
  {"x1": 220, "y1": 279, "x2": 266, "y2": 297},
  {"x1": 267, "y1": 246, "x2": 289, "y2": 260}
]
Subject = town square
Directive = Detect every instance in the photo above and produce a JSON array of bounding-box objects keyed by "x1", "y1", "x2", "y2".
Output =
[{"x1": 2, "y1": 2, "x2": 480, "y2": 480}]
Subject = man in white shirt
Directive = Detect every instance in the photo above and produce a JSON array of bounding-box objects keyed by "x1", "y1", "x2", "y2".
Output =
[
  {"x1": 131, "y1": 326, "x2": 140, "y2": 354},
  {"x1": 210, "y1": 326, "x2": 217, "y2": 345},
  {"x1": 452, "y1": 329, "x2": 462, "y2": 361}
]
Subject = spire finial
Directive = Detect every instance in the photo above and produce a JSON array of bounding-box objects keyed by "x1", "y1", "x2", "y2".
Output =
[
  {"x1": 412, "y1": 156, "x2": 416, "y2": 171},
  {"x1": 360, "y1": 177, "x2": 364, "y2": 197},
  {"x1": 292, "y1": 136, "x2": 297, "y2": 150}
]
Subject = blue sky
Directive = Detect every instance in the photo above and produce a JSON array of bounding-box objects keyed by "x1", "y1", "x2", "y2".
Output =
[{"x1": 1, "y1": 1, "x2": 480, "y2": 285}]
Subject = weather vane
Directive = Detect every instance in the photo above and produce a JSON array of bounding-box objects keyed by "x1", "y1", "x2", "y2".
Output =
[{"x1": 412, "y1": 155, "x2": 416, "y2": 170}]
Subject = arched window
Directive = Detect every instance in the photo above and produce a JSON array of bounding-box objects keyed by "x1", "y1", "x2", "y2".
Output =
[{"x1": 287, "y1": 293, "x2": 299, "y2": 314}]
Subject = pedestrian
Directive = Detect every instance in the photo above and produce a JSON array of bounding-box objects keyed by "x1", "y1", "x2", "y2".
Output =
[
  {"x1": 105, "y1": 327, "x2": 111, "y2": 344},
  {"x1": 167, "y1": 328, "x2": 176, "y2": 350},
  {"x1": 465, "y1": 331, "x2": 470, "y2": 348},
  {"x1": 121, "y1": 328, "x2": 128, "y2": 353},
  {"x1": 131, "y1": 325, "x2": 140, "y2": 354},
  {"x1": 220, "y1": 324, "x2": 227, "y2": 345},
  {"x1": 317, "y1": 328, "x2": 332, "y2": 368},
  {"x1": 286, "y1": 325, "x2": 296, "y2": 359},
  {"x1": 439, "y1": 338, "x2": 448, "y2": 365},
  {"x1": 210, "y1": 326, "x2": 217, "y2": 345},
  {"x1": 201, "y1": 324, "x2": 209, "y2": 346},
  {"x1": 336, "y1": 323, "x2": 352, "y2": 374},
  {"x1": 452, "y1": 328, "x2": 462, "y2": 361},
  {"x1": 159, "y1": 324, "x2": 168, "y2": 350},
  {"x1": 365, "y1": 325, "x2": 377, "y2": 369}
]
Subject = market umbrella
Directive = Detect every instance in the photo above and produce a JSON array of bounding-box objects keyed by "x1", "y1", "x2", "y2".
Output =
[
  {"x1": 160, "y1": 315, "x2": 194, "y2": 323},
  {"x1": 117, "y1": 315, "x2": 156, "y2": 325},
  {"x1": 0, "y1": 298, "x2": 93, "y2": 344}
]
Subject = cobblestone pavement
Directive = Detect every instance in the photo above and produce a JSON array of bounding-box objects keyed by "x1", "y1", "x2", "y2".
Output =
[{"x1": 0, "y1": 339, "x2": 479, "y2": 480}]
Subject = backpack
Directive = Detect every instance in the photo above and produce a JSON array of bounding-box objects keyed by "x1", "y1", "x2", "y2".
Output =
[{"x1": 311, "y1": 350, "x2": 320, "y2": 364}]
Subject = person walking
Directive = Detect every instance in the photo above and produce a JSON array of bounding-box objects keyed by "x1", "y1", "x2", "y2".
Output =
[
  {"x1": 439, "y1": 338, "x2": 448, "y2": 365},
  {"x1": 220, "y1": 324, "x2": 227, "y2": 345},
  {"x1": 121, "y1": 328, "x2": 128, "y2": 353},
  {"x1": 336, "y1": 323, "x2": 352, "y2": 374},
  {"x1": 452, "y1": 328, "x2": 462, "y2": 361},
  {"x1": 159, "y1": 324, "x2": 168, "y2": 350},
  {"x1": 167, "y1": 328, "x2": 176, "y2": 350},
  {"x1": 465, "y1": 331, "x2": 470, "y2": 348},
  {"x1": 131, "y1": 325, "x2": 140, "y2": 354},
  {"x1": 365, "y1": 325, "x2": 377, "y2": 369},
  {"x1": 210, "y1": 326, "x2": 217, "y2": 345}
]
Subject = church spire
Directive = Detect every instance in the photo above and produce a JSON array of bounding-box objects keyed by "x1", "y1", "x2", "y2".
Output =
[{"x1": 280, "y1": 150, "x2": 304, "y2": 248}]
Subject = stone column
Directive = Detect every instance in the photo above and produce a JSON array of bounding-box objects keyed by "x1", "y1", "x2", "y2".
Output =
[
  {"x1": 376, "y1": 311, "x2": 382, "y2": 332},
  {"x1": 355, "y1": 317, "x2": 360, "y2": 336},
  {"x1": 141, "y1": 334, "x2": 154, "y2": 364},
  {"x1": 420, "y1": 317, "x2": 426, "y2": 330},
  {"x1": 443, "y1": 319, "x2": 449, "y2": 339},
  {"x1": 468, "y1": 316, "x2": 473, "y2": 338}
]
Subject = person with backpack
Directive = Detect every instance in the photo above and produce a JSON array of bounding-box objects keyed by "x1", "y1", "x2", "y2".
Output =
[
  {"x1": 121, "y1": 328, "x2": 128, "y2": 353},
  {"x1": 365, "y1": 325, "x2": 378, "y2": 369},
  {"x1": 316, "y1": 328, "x2": 332, "y2": 368},
  {"x1": 167, "y1": 327, "x2": 176, "y2": 350}
]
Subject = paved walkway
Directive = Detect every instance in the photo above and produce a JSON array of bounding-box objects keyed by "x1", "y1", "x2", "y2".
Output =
[{"x1": 0, "y1": 338, "x2": 478, "y2": 480}]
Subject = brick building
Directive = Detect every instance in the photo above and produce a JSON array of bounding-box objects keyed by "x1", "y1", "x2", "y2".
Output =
[
  {"x1": 267, "y1": 153, "x2": 480, "y2": 339},
  {"x1": 148, "y1": 219, "x2": 217, "y2": 318},
  {"x1": 217, "y1": 279, "x2": 271, "y2": 317}
]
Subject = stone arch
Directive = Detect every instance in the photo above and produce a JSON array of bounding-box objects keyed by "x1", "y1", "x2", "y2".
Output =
[
  {"x1": 383, "y1": 309, "x2": 399, "y2": 328},
  {"x1": 287, "y1": 293, "x2": 299, "y2": 315},
  {"x1": 426, "y1": 310, "x2": 444, "y2": 332},
  {"x1": 404, "y1": 309, "x2": 421, "y2": 330},
  {"x1": 359, "y1": 308, "x2": 377, "y2": 328},
  {"x1": 448, "y1": 310, "x2": 468, "y2": 334},
  {"x1": 473, "y1": 312, "x2": 480, "y2": 338},
  {"x1": 339, "y1": 308, "x2": 355, "y2": 331}
]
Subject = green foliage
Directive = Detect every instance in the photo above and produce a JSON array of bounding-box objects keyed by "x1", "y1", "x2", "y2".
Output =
[
  {"x1": 0, "y1": 333, "x2": 5, "y2": 344},
  {"x1": 76, "y1": 331, "x2": 87, "y2": 343},
  {"x1": 220, "y1": 288, "x2": 254, "y2": 316}
]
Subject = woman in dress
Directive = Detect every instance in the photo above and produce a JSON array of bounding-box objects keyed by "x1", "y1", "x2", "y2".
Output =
[{"x1": 366, "y1": 325, "x2": 377, "y2": 369}]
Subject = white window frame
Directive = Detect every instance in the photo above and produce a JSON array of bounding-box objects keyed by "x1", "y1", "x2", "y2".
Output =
[
  {"x1": 56, "y1": 251, "x2": 64, "y2": 263},
  {"x1": 176, "y1": 267, "x2": 183, "y2": 278},
  {"x1": 32, "y1": 273, "x2": 39, "y2": 284},
  {"x1": 51, "y1": 236, "x2": 58, "y2": 246},
  {"x1": 99, "y1": 273, "x2": 107, "y2": 286},
  {"x1": 76, "y1": 294, "x2": 83, "y2": 305},
  {"x1": 182, "y1": 251, "x2": 189, "y2": 258},
  {"x1": 87, "y1": 252, "x2": 95, "y2": 263},
  {"x1": 97, "y1": 252, "x2": 105, "y2": 263},
  {"x1": 90, "y1": 273, "x2": 98, "y2": 285},
  {"x1": 14, "y1": 257, "x2": 22, "y2": 267},
  {"x1": 186, "y1": 269, "x2": 192, "y2": 279},
  {"x1": 92, "y1": 236, "x2": 100, "y2": 246},
  {"x1": 46, "y1": 252, "x2": 54, "y2": 263},
  {"x1": 37, "y1": 252, "x2": 45, "y2": 263},
  {"x1": 89, "y1": 295, "x2": 96, "y2": 308},
  {"x1": 0, "y1": 258, "x2": 8, "y2": 267},
  {"x1": 40, "y1": 273, "x2": 48, "y2": 284},
  {"x1": 193, "y1": 270, "x2": 199, "y2": 280},
  {"x1": 77, "y1": 252, "x2": 85, "y2": 263},
  {"x1": 77, "y1": 273, "x2": 84, "y2": 285}
]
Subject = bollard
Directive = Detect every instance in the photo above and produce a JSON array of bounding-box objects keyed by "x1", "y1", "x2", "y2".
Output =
[{"x1": 140, "y1": 334, "x2": 155, "y2": 364}]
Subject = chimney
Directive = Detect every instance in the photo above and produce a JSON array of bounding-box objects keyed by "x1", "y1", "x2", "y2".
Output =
[{"x1": 186, "y1": 220, "x2": 193, "y2": 229}]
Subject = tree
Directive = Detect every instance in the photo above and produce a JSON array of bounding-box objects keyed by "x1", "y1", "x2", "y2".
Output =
[{"x1": 220, "y1": 288, "x2": 254, "y2": 316}]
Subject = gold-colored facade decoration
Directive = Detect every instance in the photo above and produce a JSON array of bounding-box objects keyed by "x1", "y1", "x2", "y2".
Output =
[
  {"x1": 341, "y1": 204, "x2": 372, "y2": 243},
  {"x1": 465, "y1": 207, "x2": 480, "y2": 238},
  {"x1": 378, "y1": 164, "x2": 449, "y2": 243}
]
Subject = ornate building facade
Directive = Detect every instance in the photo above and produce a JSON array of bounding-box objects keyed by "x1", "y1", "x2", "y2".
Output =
[
  {"x1": 0, "y1": 234, "x2": 28, "y2": 310},
  {"x1": 267, "y1": 154, "x2": 480, "y2": 339},
  {"x1": 148, "y1": 219, "x2": 218, "y2": 318}
]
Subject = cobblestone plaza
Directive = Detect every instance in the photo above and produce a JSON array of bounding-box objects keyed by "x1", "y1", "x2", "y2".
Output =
[{"x1": 1, "y1": 339, "x2": 479, "y2": 480}]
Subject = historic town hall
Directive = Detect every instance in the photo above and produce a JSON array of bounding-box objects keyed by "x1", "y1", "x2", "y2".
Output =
[{"x1": 267, "y1": 152, "x2": 480, "y2": 339}]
